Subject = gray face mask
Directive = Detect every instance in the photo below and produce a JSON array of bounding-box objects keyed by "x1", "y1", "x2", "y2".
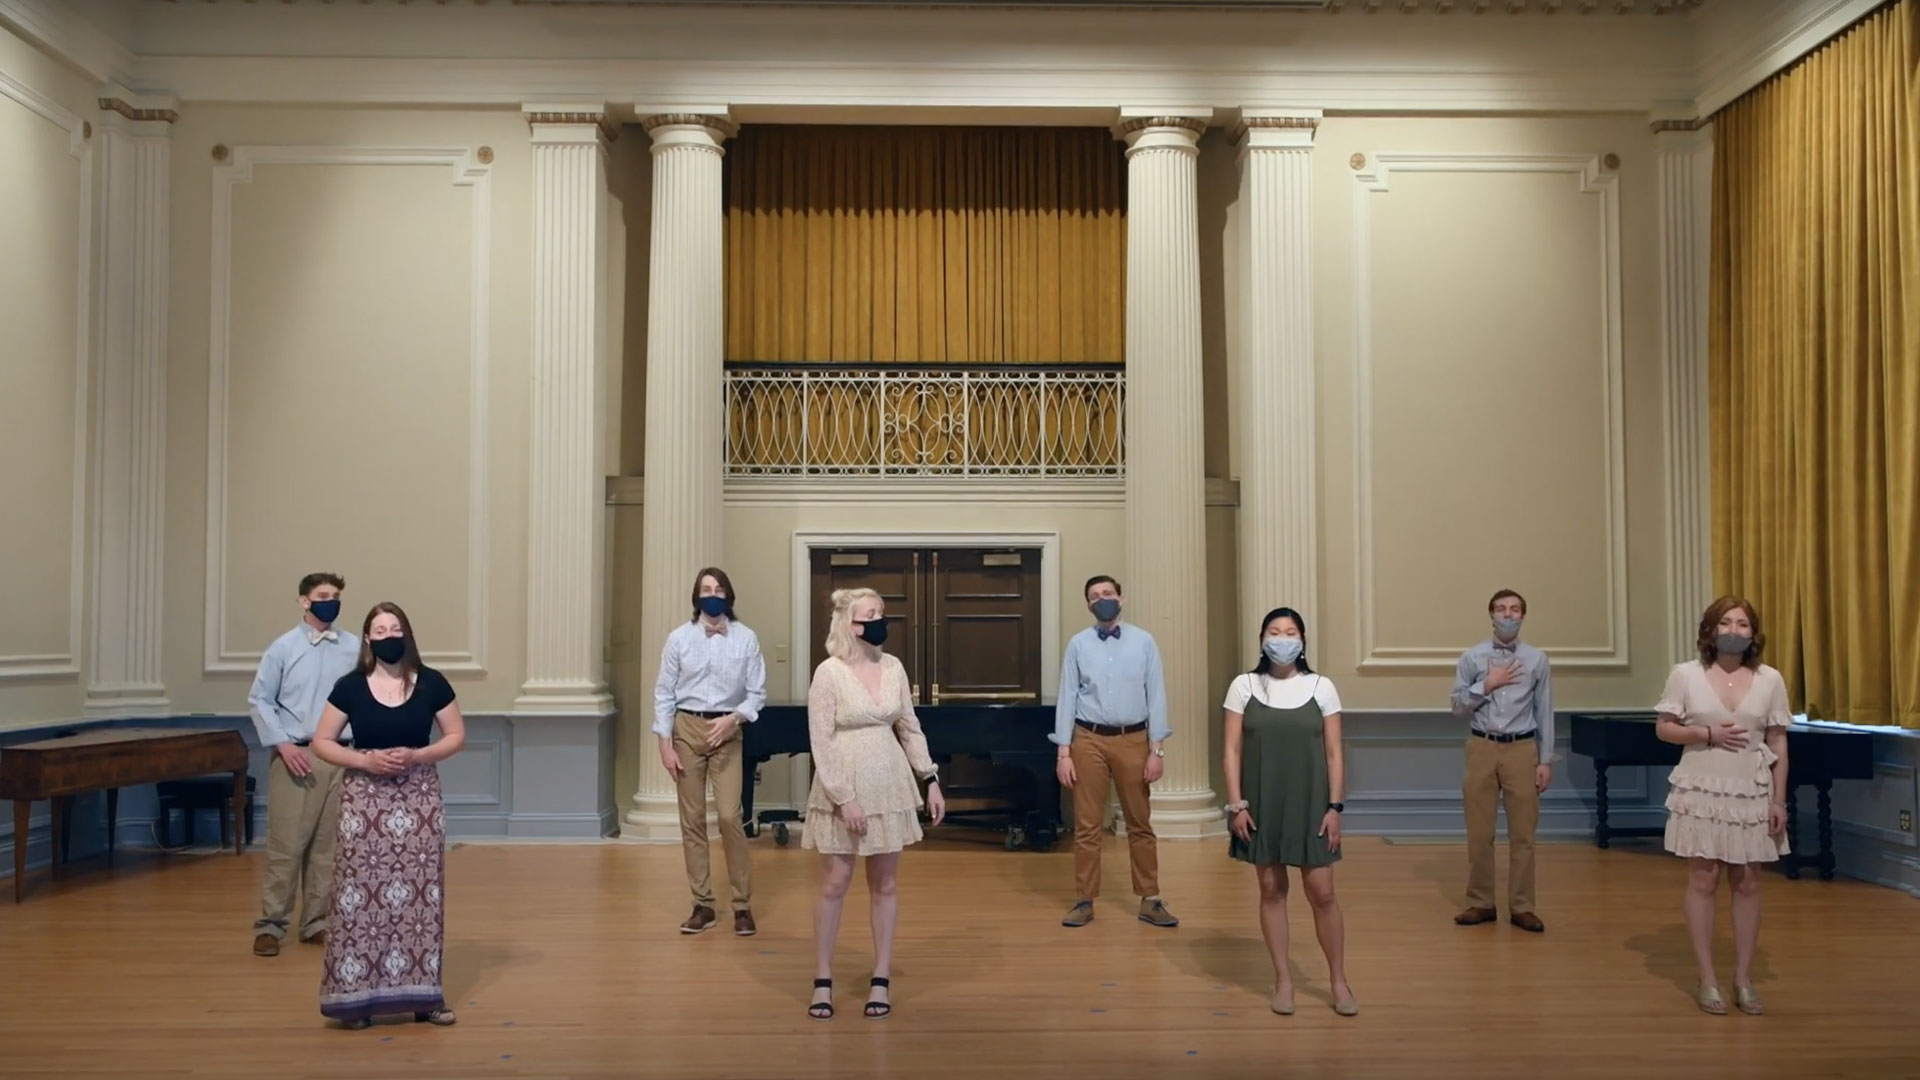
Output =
[
  {"x1": 1493, "y1": 617, "x2": 1522, "y2": 641},
  {"x1": 1262, "y1": 636, "x2": 1303, "y2": 666},
  {"x1": 1715, "y1": 632, "x2": 1752, "y2": 657},
  {"x1": 1090, "y1": 597, "x2": 1121, "y2": 623}
]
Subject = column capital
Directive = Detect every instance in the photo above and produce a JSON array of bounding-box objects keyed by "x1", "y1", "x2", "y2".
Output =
[
  {"x1": 97, "y1": 83, "x2": 178, "y2": 134},
  {"x1": 523, "y1": 103, "x2": 616, "y2": 146},
  {"x1": 638, "y1": 110, "x2": 738, "y2": 153},
  {"x1": 1649, "y1": 106, "x2": 1712, "y2": 146},
  {"x1": 1114, "y1": 107, "x2": 1210, "y2": 155},
  {"x1": 1231, "y1": 107, "x2": 1322, "y2": 150}
]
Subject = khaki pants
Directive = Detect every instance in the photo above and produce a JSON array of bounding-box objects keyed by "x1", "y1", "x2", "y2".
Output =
[
  {"x1": 1463, "y1": 734, "x2": 1540, "y2": 914},
  {"x1": 1070, "y1": 728, "x2": 1158, "y2": 901},
  {"x1": 254, "y1": 751, "x2": 343, "y2": 940},
  {"x1": 674, "y1": 711, "x2": 752, "y2": 912}
]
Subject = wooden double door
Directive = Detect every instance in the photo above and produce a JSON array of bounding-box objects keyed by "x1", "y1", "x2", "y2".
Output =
[{"x1": 807, "y1": 547, "x2": 1043, "y2": 707}]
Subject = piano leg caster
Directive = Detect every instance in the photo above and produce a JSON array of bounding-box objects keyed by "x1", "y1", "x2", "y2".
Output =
[
  {"x1": 774, "y1": 823, "x2": 790, "y2": 847},
  {"x1": 1005, "y1": 828, "x2": 1026, "y2": 851}
]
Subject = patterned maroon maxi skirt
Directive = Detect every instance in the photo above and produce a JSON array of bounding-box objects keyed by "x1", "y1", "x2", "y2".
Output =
[{"x1": 319, "y1": 764, "x2": 446, "y2": 1022}]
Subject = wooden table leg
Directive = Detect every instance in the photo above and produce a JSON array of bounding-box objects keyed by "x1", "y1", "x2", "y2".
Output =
[
  {"x1": 105, "y1": 788, "x2": 119, "y2": 865},
  {"x1": 231, "y1": 771, "x2": 248, "y2": 855},
  {"x1": 12, "y1": 800, "x2": 27, "y2": 902},
  {"x1": 50, "y1": 796, "x2": 71, "y2": 875}
]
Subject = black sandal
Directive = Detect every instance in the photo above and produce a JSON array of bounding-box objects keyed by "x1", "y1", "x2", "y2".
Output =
[
  {"x1": 864, "y1": 977, "x2": 891, "y2": 1020},
  {"x1": 808, "y1": 978, "x2": 834, "y2": 1021}
]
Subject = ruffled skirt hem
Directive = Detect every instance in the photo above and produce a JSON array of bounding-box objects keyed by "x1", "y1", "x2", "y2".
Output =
[{"x1": 801, "y1": 808, "x2": 924, "y2": 856}]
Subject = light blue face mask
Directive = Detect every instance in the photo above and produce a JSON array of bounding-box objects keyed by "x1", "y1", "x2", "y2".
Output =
[
  {"x1": 1263, "y1": 636, "x2": 1303, "y2": 666},
  {"x1": 1493, "y1": 617, "x2": 1522, "y2": 641}
]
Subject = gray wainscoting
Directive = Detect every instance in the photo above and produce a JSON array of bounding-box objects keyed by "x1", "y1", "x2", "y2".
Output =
[{"x1": 0, "y1": 713, "x2": 620, "y2": 878}]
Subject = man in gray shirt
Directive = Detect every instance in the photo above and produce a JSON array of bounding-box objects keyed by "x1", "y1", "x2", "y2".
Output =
[
  {"x1": 246, "y1": 572, "x2": 361, "y2": 957},
  {"x1": 1449, "y1": 588, "x2": 1553, "y2": 933}
]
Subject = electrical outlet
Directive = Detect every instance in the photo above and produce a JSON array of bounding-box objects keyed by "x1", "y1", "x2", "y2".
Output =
[{"x1": 1900, "y1": 810, "x2": 1912, "y2": 833}]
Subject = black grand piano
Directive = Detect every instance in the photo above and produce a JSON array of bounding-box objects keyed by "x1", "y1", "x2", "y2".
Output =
[
  {"x1": 1569, "y1": 711, "x2": 1874, "y2": 879},
  {"x1": 742, "y1": 704, "x2": 1063, "y2": 850}
]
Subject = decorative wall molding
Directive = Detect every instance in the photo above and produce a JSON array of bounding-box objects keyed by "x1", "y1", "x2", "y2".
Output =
[
  {"x1": 1692, "y1": 0, "x2": 1889, "y2": 117},
  {"x1": 1349, "y1": 152, "x2": 1627, "y2": 671},
  {"x1": 0, "y1": 69, "x2": 92, "y2": 682},
  {"x1": 787, "y1": 531, "x2": 1062, "y2": 702},
  {"x1": 1655, "y1": 123, "x2": 1713, "y2": 661},
  {"x1": 204, "y1": 145, "x2": 492, "y2": 674}
]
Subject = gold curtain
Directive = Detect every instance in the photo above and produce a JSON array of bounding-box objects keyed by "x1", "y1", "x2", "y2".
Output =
[
  {"x1": 1709, "y1": 0, "x2": 1920, "y2": 727},
  {"x1": 724, "y1": 125, "x2": 1125, "y2": 365}
]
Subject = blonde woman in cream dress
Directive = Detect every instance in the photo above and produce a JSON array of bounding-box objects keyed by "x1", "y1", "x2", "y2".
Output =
[
  {"x1": 803, "y1": 588, "x2": 946, "y2": 1023},
  {"x1": 1655, "y1": 595, "x2": 1791, "y2": 1018}
]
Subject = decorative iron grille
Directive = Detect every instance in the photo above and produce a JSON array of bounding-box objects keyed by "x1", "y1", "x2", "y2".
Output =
[{"x1": 724, "y1": 365, "x2": 1125, "y2": 478}]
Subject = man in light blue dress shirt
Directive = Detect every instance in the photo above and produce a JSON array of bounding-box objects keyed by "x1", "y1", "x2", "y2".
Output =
[
  {"x1": 1450, "y1": 588, "x2": 1554, "y2": 933},
  {"x1": 1053, "y1": 575, "x2": 1178, "y2": 929},
  {"x1": 247, "y1": 572, "x2": 361, "y2": 957},
  {"x1": 653, "y1": 567, "x2": 768, "y2": 937}
]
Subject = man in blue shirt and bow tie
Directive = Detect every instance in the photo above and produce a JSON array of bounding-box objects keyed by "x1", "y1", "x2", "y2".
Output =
[
  {"x1": 1054, "y1": 575, "x2": 1178, "y2": 929},
  {"x1": 246, "y1": 572, "x2": 361, "y2": 957}
]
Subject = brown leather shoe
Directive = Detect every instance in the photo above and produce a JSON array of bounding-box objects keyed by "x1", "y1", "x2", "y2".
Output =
[
  {"x1": 301, "y1": 931, "x2": 326, "y2": 946},
  {"x1": 253, "y1": 934, "x2": 281, "y2": 957},
  {"x1": 1137, "y1": 897, "x2": 1179, "y2": 928},
  {"x1": 1453, "y1": 906, "x2": 1498, "y2": 926},
  {"x1": 734, "y1": 910, "x2": 757, "y2": 936},
  {"x1": 679, "y1": 905, "x2": 716, "y2": 934},
  {"x1": 1061, "y1": 900, "x2": 1094, "y2": 927},
  {"x1": 1510, "y1": 912, "x2": 1546, "y2": 933}
]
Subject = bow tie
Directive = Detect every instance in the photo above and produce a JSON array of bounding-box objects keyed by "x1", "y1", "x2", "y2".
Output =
[
  {"x1": 309, "y1": 629, "x2": 337, "y2": 645},
  {"x1": 1493, "y1": 642, "x2": 1517, "y2": 655},
  {"x1": 704, "y1": 623, "x2": 727, "y2": 638},
  {"x1": 1097, "y1": 625, "x2": 1121, "y2": 641}
]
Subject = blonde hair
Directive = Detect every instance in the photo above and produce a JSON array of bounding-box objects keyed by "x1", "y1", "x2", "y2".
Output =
[{"x1": 825, "y1": 587, "x2": 881, "y2": 661}]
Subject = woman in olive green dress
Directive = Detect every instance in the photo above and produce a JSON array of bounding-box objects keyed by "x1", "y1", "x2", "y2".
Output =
[{"x1": 1221, "y1": 607, "x2": 1356, "y2": 1017}]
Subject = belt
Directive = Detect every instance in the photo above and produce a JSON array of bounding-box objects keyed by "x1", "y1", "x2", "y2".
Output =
[
  {"x1": 1470, "y1": 729, "x2": 1535, "y2": 744},
  {"x1": 1076, "y1": 719, "x2": 1147, "y2": 736},
  {"x1": 680, "y1": 709, "x2": 730, "y2": 720},
  {"x1": 293, "y1": 739, "x2": 351, "y2": 748}
]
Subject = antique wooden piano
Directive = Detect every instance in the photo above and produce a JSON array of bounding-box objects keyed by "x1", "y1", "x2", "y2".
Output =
[
  {"x1": 742, "y1": 703, "x2": 1063, "y2": 850},
  {"x1": 0, "y1": 727, "x2": 250, "y2": 901},
  {"x1": 1568, "y1": 711, "x2": 1874, "y2": 879}
]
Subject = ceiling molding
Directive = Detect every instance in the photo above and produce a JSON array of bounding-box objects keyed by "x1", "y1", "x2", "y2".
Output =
[
  {"x1": 0, "y1": 0, "x2": 135, "y2": 84},
  {"x1": 133, "y1": 56, "x2": 1695, "y2": 112},
  {"x1": 1692, "y1": 0, "x2": 1887, "y2": 117}
]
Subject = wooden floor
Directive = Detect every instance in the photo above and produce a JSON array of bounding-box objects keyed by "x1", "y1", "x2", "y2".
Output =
[{"x1": 2, "y1": 831, "x2": 1917, "y2": 1079}]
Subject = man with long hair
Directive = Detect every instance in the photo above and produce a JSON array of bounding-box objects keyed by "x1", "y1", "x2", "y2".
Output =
[{"x1": 653, "y1": 567, "x2": 768, "y2": 936}]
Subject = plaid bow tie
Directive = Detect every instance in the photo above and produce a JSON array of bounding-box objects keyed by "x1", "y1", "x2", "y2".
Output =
[
  {"x1": 1097, "y1": 625, "x2": 1121, "y2": 641},
  {"x1": 704, "y1": 623, "x2": 726, "y2": 638},
  {"x1": 309, "y1": 629, "x2": 338, "y2": 645}
]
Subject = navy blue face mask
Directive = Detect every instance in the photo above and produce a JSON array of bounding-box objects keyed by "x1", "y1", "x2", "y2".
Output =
[
  {"x1": 696, "y1": 595, "x2": 729, "y2": 618},
  {"x1": 855, "y1": 618, "x2": 889, "y2": 647},
  {"x1": 370, "y1": 637, "x2": 407, "y2": 665},
  {"x1": 308, "y1": 598, "x2": 342, "y2": 625}
]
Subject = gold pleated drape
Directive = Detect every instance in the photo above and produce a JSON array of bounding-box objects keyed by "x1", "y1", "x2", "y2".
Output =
[
  {"x1": 724, "y1": 125, "x2": 1124, "y2": 365},
  {"x1": 722, "y1": 125, "x2": 1127, "y2": 475},
  {"x1": 1709, "y1": 0, "x2": 1920, "y2": 727}
]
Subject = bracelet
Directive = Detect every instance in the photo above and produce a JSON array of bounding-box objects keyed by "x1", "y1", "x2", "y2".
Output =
[{"x1": 1224, "y1": 800, "x2": 1249, "y2": 814}]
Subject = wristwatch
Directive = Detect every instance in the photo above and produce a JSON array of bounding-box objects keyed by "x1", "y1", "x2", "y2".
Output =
[
  {"x1": 1152, "y1": 747, "x2": 1166, "y2": 758},
  {"x1": 1326, "y1": 802, "x2": 1345, "y2": 813}
]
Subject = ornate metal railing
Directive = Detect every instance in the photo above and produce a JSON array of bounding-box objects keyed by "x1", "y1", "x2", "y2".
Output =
[{"x1": 724, "y1": 364, "x2": 1125, "y2": 478}]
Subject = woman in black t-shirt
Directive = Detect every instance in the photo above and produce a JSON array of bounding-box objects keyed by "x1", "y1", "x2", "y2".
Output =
[{"x1": 309, "y1": 601, "x2": 466, "y2": 1029}]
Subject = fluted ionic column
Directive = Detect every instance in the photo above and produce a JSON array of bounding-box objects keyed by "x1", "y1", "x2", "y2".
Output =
[
  {"x1": 517, "y1": 107, "x2": 620, "y2": 719},
  {"x1": 1117, "y1": 109, "x2": 1223, "y2": 838},
  {"x1": 1654, "y1": 113, "x2": 1714, "y2": 658},
  {"x1": 86, "y1": 88, "x2": 177, "y2": 719},
  {"x1": 623, "y1": 111, "x2": 736, "y2": 841},
  {"x1": 1233, "y1": 109, "x2": 1321, "y2": 642}
]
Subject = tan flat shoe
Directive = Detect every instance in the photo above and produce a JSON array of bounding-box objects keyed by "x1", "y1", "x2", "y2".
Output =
[
  {"x1": 1696, "y1": 983, "x2": 1727, "y2": 1015},
  {"x1": 1270, "y1": 987, "x2": 1295, "y2": 1016},
  {"x1": 1733, "y1": 984, "x2": 1764, "y2": 1015}
]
